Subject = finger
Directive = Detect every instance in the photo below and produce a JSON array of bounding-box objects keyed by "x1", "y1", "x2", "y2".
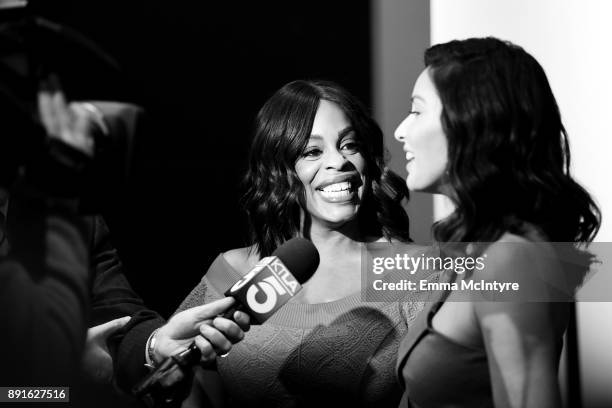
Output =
[
  {"x1": 51, "y1": 90, "x2": 72, "y2": 143},
  {"x1": 37, "y1": 75, "x2": 63, "y2": 133},
  {"x1": 189, "y1": 297, "x2": 236, "y2": 321},
  {"x1": 43, "y1": 75, "x2": 63, "y2": 130},
  {"x1": 88, "y1": 316, "x2": 131, "y2": 339},
  {"x1": 199, "y1": 324, "x2": 232, "y2": 355},
  {"x1": 38, "y1": 89, "x2": 59, "y2": 137},
  {"x1": 194, "y1": 336, "x2": 215, "y2": 363},
  {"x1": 212, "y1": 317, "x2": 245, "y2": 343},
  {"x1": 68, "y1": 103, "x2": 95, "y2": 156},
  {"x1": 232, "y1": 311, "x2": 251, "y2": 332}
]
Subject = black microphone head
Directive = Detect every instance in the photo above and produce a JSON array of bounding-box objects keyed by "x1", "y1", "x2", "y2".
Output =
[{"x1": 272, "y1": 237, "x2": 319, "y2": 284}]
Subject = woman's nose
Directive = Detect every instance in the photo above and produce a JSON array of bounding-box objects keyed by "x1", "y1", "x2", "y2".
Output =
[
  {"x1": 324, "y1": 148, "x2": 350, "y2": 170},
  {"x1": 394, "y1": 117, "x2": 409, "y2": 143}
]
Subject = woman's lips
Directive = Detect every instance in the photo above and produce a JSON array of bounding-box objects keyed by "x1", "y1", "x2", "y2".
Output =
[{"x1": 405, "y1": 157, "x2": 414, "y2": 170}]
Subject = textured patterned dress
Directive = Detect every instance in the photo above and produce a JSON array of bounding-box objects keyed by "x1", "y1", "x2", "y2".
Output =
[{"x1": 177, "y1": 254, "x2": 424, "y2": 408}]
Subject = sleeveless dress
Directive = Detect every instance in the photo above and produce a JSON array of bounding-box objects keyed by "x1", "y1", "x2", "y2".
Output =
[
  {"x1": 178, "y1": 254, "x2": 424, "y2": 408},
  {"x1": 395, "y1": 271, "x2": 493, "y2": 407}
]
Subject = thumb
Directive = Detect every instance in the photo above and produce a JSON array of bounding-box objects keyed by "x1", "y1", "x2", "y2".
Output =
[
  {"x1": 88, "y1": 316, "x2": 132, "y2": 340},
  {"x1": 188, "y1": 297, "x2": 236, "y2": 322}
]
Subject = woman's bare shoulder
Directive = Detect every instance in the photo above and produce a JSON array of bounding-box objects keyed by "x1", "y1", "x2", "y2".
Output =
[
  {"x1": 474, "y1": 232, "x2": 569, "y2": 337},
  {"x1": 482, "y1": 232, "x2": 557, "y2": 276},
  {"x1": 223, "y1": 246, "x2": 260, "y2": 276},
  {"x1": 474, "y1": 231, "x2": 567, "y2": 305}
]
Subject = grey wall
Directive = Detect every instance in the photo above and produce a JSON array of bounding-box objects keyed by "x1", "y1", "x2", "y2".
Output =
[{"x1": 371, "y1": 0, "x2": 432, "y2": 243}]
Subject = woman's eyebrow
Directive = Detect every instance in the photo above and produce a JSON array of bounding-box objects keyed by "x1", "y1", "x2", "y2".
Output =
[
  {"x1": 338, "y1": 126, "x2": 356, "y2": 139},
  {"x1": 309, "y1": 127, "x2": 355, "y2": 141}
]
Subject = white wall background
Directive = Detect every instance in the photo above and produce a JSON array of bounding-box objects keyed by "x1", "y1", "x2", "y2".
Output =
[{"x1": 429, "y1": 1, "x2": 612, "y2": 406}]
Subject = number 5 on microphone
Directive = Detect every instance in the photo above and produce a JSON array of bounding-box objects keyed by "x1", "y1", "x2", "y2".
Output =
[{"x1": 225, "y1": 256, "x2": 302, "y2": 323}]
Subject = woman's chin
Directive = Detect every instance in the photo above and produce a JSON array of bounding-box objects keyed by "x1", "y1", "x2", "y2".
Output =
[
  {"x1": 312, "y1": 209, "x2": 360, "y2": 229},
  {"x1": 406, "y1": 177, "x2": 442, "y2": 195}
]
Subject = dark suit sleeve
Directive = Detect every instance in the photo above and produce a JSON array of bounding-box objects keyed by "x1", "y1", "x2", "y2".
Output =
[
  {"x1": 0, "y1": 187, "x2": 91, "y2": 386},
  {"x1": 88, "y1": 216, "x2": 165, "y2": 391}
]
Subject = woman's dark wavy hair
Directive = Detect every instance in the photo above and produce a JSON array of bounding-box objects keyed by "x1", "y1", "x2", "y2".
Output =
[
  {"x1": 425, "y1": 37, "x2": 600, "y2": 243},
  {"x1": 243, "y1": 80, "x2": 411, "y2": 256}
]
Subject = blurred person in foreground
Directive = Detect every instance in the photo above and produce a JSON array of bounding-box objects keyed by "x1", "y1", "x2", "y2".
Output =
[{"x1": 0, "y1": 81, "x2": 251, "y2": 406}]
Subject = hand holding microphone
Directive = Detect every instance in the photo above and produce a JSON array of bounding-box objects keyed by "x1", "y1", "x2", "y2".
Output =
[
  {"x1": 132, "y1": 298, "x2": 251, "y2": 408},
  {"x1": 151, "y1": 297, "x2": 250, "y2": 367},
  {"x1": 133, "y1": 238, "x2": 319, "y2": 405}
]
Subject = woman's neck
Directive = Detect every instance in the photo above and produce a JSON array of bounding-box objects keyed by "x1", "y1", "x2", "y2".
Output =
[
  {"x1": 292, "y1": 218, "x2": 365, "y2": 303},
  {"x1": 306, "y1": 218, "x2": 364, "y2": 255}
]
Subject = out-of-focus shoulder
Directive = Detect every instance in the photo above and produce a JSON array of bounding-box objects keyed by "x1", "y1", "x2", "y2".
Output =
[{"x1": 223, "y1": 246, "x2": 259, "y2": 276}]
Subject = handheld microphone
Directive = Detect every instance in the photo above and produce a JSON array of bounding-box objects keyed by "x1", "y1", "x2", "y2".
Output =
[
  {"x1": 221, "y1": 237, "x2": 319, "y2": 323},
  {"x1": 133, "y1": 237, "x2": 319, "y2": 405}
]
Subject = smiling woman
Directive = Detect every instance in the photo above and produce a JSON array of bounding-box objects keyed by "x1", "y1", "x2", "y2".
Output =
[
  {"x1": 295, "y1": 99, "x2": 366, "y2": 228},
  {"x1": 175, "y1": 80, "x2": 425, "y2": 407}
]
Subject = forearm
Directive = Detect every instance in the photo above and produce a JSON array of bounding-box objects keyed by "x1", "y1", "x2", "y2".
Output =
[
  {"x1": 110, "y1": 311, "x2": 166, "y2": 392},
  {"x1": 87, "y1": 215, "x2": 167, "y2": 391},
  {"x1": 490, "y1": 355, "x2": 562, "y2": 408},
  {"x1": 479, "y1": 302, "x2": 565, "y2": 408}
]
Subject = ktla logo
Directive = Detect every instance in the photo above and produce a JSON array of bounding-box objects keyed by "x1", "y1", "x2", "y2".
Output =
[{"x1": 228, "y1": 256, "x2": 301, "y2": 316}]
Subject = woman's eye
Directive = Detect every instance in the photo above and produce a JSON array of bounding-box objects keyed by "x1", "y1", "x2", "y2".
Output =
[
  {"x1": 301, "y1": 148, "x2": 322, "y2": 158},
  {"x1": 341, "y1": 141, "x2": 361, "y2": 153},
  {"x1": 408, "y1": 110, "x2": 420, "y2": 116}
]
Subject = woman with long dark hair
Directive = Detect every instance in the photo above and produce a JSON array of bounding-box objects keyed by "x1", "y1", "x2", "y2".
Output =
[
  {"x1": 394, "y1": 37, "x2": 600, "y2": 407},
  {"x1": 178, "y1": 80, "x2": 421, "y2": 407}
]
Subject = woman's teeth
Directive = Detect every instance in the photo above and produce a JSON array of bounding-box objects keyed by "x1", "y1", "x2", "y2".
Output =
[
  {"x1": 320, "y1": 181, "x2": 351, "y2": 192},
  {"x1": 318, "y1": 181, "x2": 354, "y2": 200}
]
